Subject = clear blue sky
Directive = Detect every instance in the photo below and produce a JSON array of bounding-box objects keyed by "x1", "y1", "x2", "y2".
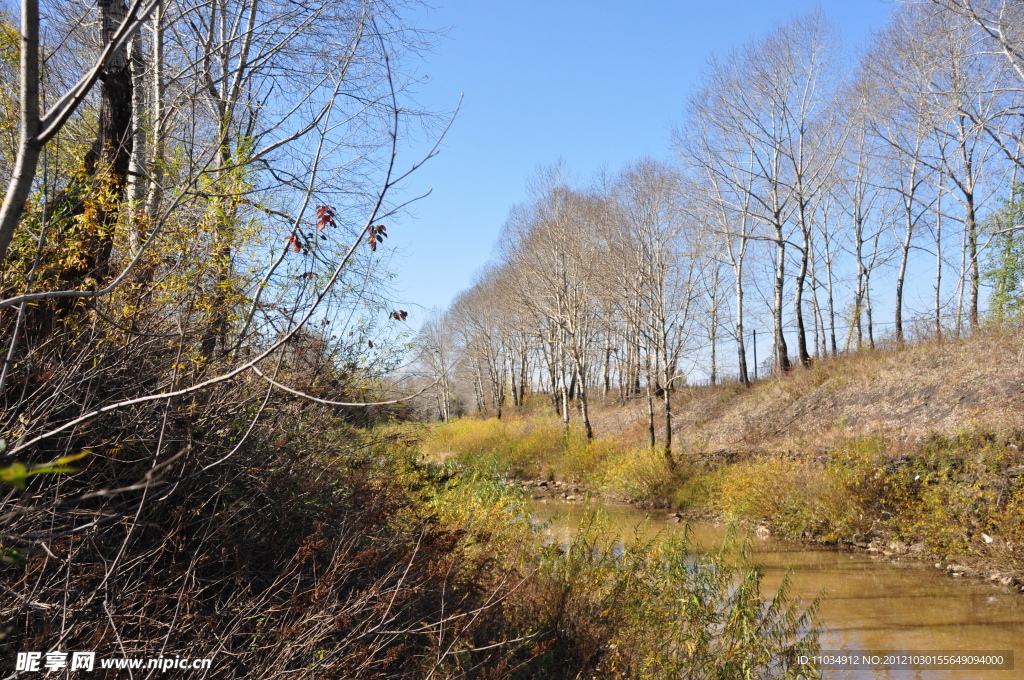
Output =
[{"x1": 389, "y1": 0, "x2": 897, "y2": 323}]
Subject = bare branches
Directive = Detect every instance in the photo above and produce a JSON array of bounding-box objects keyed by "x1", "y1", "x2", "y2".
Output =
[
  {"x1": 0, "y1": 0, "x2": 162, "y2": 265},
  {"x1": 0, "y1": 2, "x2": 470, "y2": 674}
]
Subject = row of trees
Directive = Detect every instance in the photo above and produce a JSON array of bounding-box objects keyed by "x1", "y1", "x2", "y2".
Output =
[{"x1": 415, "y1": 1, "x2": 1024, "y2": 461}]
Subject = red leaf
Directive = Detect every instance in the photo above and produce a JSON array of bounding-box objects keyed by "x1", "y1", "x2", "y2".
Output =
[
  {"x1": 316, "y1": 205, "x2": 337, "y2": 232},
  {"x1": 366, "y1": 224, "x2": 387, "y2": 251}
]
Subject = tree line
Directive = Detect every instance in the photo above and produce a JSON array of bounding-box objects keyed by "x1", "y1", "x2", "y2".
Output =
[{"x1": 415, "y1": 1, "x2": 1024, "y2": 461}]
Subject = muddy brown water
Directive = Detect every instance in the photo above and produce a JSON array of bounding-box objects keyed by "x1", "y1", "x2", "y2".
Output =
[{"x1": 530, "y1": 499, "x2": 1024, "y2": 680}]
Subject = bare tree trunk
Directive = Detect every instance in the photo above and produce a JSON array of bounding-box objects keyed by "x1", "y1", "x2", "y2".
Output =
[
  {"x1": 794, "y1": 236, "x2": 811, "y2": 366},
  {"x1": 93, "y1": 0, "x2": 134, "y2": 202},
  {"x1": 569, "y1": 339, "x2": 593, "y2": 438},
  {"x1": 707, "y1": 263, "x2": 720, "y2": 385},
  {"x1": 560, "y1": 373, "x2": 571, "y2": 436},
  {"x1": 934, "y1": 187, "x2": 943, "y2": 338},
  {"x1": 662, "y1": 374, "x2": 673, "y2": 466},
  {"x1": 866, "y1": 275, "x2": 876, "y2": 350},
  {"x1": 709, "y1": 325, "x2": 717, "y2": 385},
  {"x1": 629, "y1": 318, "x2": 642, "y2": 396},
  {"x1": 966, "y1": 200, "x2": 979, "y2": 329},
  {"x1": 895, "y1": 228, "x2": 911, "y2": 348},
  {"x1": 519, "y1": 344, "x2": 528, "y2": 402},
  {"x1": 956, "y1": 224, "x2": 967, "y2": 337},
  {"x1": 577, "y1": 374, "x2": 593, "y2": 439},
  {"x1": 507, "y1": 346, "x2": 520, "y2": 408},
  {"x1": 58, "y1": 0, "x2": 135, "y2": 288},
  {"x1": 474, "y1": 363, "x2": 484, "y2": 413},
  {"x1": 808, "y1": 241, "x2": 824, "y2": 359},
  {"x1": 645, "y1": 354, "x2": 655, "y2": 449},
  {"x1": 0, "y1": 0, "x2": 41, "y2": 265},
  {"x1": 854, "y1": 236, "x2": 865, "y2": 351},
  {"x1": 601, "y1": 337, "x2": 612, "y2": 401},
  {"x1": 145, "y1": 0, "x2": 164, "y2": 218},
  {"x1": 773, "y1": 229, "x2": 791, "y2": 372},
  {"x1": 866, "y1": 230, "x2": 882, "y2": 350},
  {"x1": 126, "y1": 31, "x2": 147, "y2": 250},
  {"x1": 824, "y1": 243, "x2": 838, "y2": 355},
  {"x1": 493, "y1": 374, "x2": 503, "y2": 420},
  {"x1": 558, "y1": 330, "x2": 570, "y2": 434},
  {"x1": 733, "y1": 254, "x2": 749, "y2": 385}
]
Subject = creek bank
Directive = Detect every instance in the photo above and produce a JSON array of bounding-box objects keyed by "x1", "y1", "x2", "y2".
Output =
[
  {"x1": 783, "y1": 527, "x2": 1024, "y2": 595},
  {"x1": 516, "y1": 470, "x2": 1024, "y2": 597},
  {"x1": 436, "y1": 419, "x2": 1024, "y2": 600},
  {"x1": 523, "y1": 478, "x2": 590, "y2": 503},
  {"x1": 520, "y1": 478, "x2": 711, "y2": 511},
  {"x1": 680, "y1": 440, "x2": 1024, "y2": 597}
]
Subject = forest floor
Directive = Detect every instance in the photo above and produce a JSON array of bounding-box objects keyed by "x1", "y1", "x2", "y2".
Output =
[{"x1": 422, "y1": 326, "x2": 1024, "y2": 596}]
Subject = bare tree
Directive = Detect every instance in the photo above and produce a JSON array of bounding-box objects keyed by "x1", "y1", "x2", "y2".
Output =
[
  {"x1": 683, "y1": 108, "x2": 757, "y2": 384},
  {"x1": 501, "y1": 172, "x2": 603, "y2": 438},
  {"x1": 0, "y1": 0, "x2": 160, "y2": 264},
  {"x1": 927, "y1": 0, "x2": 1024, "y2": 166},
  {"x1": 418, "y1": 309, "x2": 458, "y2": 421},
  {"x1": 610, "y1": 159, "x2": 703, "y2": 461}
]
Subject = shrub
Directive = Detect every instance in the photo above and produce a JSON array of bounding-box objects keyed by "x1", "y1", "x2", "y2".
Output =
[
  {"x1": 715, "y1": 456, "x2": 823, "y2": 537},
  {"x1": 598, "y1": 445, "x2": 681, "y2": 505},
  {"x1": 423, "y1": 416, "x2": 607, "y2": 482}
]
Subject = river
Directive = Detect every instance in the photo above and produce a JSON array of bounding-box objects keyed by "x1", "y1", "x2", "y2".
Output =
[{"x1": 531, "y1": 499, "x2": 1024, "y2": 680}]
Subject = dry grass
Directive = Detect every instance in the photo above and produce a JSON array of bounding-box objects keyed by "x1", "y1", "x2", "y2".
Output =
[
  {"x1": 522, "y1": 329, "x2": 1024, "y2": 458},
  {"x1": 431, "y1": 329, "x2": 1024, "y2": 580},
  {"x1": 663, "y1": 327, "x2": 1024, "y2": 454}
]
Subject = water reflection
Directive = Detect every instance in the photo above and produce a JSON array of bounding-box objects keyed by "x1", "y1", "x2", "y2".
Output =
[{"x1": 531, "y1": 499, "x2": 1024, "y2": 680}]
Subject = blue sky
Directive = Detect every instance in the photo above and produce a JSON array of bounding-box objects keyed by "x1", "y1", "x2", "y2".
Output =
[{"x1": 389, "y1": 0, "x2": 897, "y2": 322}]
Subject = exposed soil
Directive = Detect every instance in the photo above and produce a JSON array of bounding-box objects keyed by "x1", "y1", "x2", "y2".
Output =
[{"x1": 589, "y1": 329, "x2": 1024, "y2": 456}]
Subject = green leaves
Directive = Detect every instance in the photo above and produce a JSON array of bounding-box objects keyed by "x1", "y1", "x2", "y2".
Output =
[
  {"x1": 983, "y1": 184, "x2": 1024, "y2": 325},
  {"x1": 0, "y1": 450, "x2": 89, "y2": 490}
]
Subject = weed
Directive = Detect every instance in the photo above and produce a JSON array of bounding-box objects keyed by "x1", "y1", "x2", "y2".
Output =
[{"x1": 513, "y1": 511, "x2": 821, "y2": 679}]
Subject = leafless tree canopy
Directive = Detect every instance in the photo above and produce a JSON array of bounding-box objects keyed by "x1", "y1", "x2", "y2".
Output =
[
  {"x1": 0, "y1": 1, "x2": 508, "y2": 676},
  {"x1": 414, "y1": 6, "x2": 1024, "y2": 464}
]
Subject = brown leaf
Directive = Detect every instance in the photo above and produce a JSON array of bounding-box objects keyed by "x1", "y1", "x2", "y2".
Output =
[
  {"x1": 316, "y1": 205, "x2": 337, "y2": 232},
  {"x1": 366, "y1": 225, "x2": 387, "y2": 251}
]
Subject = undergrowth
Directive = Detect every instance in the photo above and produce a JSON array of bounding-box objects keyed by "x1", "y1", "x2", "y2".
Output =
[
  {"x1": 712, "y1": 432, "x2": 1024, "y2": 569},
  {"x1": 425, "y1": 415, "x2": 1024, "y2": 577},
  {"x1": 428, "y1": 467, "x2": 822, "y2": 679},
  {"x1": 420, "y1": 415, "x2": 681, "y2": 505},
  {"x1": 5, "y1": 415, "x2": 823, "y2": 679}
]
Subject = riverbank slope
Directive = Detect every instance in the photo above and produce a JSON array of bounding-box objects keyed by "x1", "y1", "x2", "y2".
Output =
[{"x1": 421, "y1": 328, "x2": 1024, "y2": 591}]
